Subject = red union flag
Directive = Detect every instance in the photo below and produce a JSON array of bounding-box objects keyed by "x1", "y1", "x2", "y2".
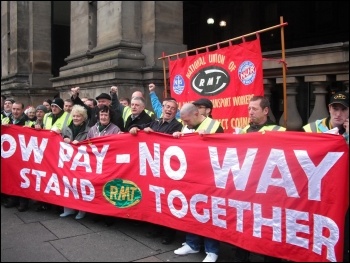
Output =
[{"x1": 169, "y1": 39, "x2": 264, "y2": 133}]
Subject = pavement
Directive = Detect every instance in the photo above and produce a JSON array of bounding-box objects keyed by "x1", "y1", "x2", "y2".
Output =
[{"x1": 1, "y1": 200, "x2": 264, "y2": 262}]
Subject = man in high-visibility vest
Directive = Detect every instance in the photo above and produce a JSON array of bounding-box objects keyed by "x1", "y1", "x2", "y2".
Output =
[
  {"x1": 303, "y1": 91, "x2": 349, "y2": 262},
  {"x1": 43, "y1": 97, "x2": 72, "y2": 134},
  {"x1": 173, "y1": 103, "x2": 223, "y2": 262},
  {"x1": 235, "y1": 96, "x2": 285, "y2": 262},
  {"x1": 175, "y1": 102, "x2": 223, "y2": 135},
  {"x1": 2, "y1": 101, "x2": 34, "y2": 212},
  {"x1": 240, "y1": 96, "x2": 286, "y2": 134},
  {"x1": 1, "y1": 98, "x2": 14, "y2": 120},
  {"x1": 303, "y1": 91, "x2": 349, "y2": 143}
]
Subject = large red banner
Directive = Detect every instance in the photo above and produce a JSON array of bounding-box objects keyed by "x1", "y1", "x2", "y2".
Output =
[
  {"x1": 169, "y1": 39, "x2": 264, "y2": 133},
  {"x1": 1, "y1": 125, "x2": 348, "y2": 262}
]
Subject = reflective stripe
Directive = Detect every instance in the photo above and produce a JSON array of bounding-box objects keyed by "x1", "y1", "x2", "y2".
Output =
[
  {"x1": 43, "y1": 112, "x2": 72, "y2": 130},
  {"x1": 241, "y1": 124, "x2": 286, "y2": 133},
  {"x1": 145, "y1": 109, "x2": 154, "y2": 118},
  {"x1": 182, "y1": 117, "x2": 221, "y2": 134},
  {"x1": 123, "y1": 107, "x2": 155, "y2": 125},
  {"x1": 123, "y1": 107, "x2": 132, "y2": 125}
]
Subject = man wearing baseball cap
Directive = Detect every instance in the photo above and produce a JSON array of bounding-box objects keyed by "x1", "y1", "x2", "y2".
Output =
[
  {"x1": 303, "y1": 91, "x2": 349, "y2": 141},
  {"x1": 303, "y1": 91, "x2": 349, "y2": 262}
]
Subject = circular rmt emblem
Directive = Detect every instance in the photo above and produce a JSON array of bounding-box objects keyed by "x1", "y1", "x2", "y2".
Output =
[
  {"x1": 191, "y1": 66, "x2": 229, "y2": 96},
  {"x1": 103, "y1": 179, "x2": 142, "y2": 208},
  {"x1": 238, "y1": 61, "x2": 256, "y2": 86},
  {"x1": 172, "y1": 75, "x2": 185, "y2": 95}
]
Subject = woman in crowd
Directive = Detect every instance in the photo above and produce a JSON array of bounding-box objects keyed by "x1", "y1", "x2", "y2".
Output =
[
  {"x1": 87, "y1": 104, "x2": 122, "y2": 225},
  {"x1": 60, "y1": 104, "x2": 90, "y2": 220}
]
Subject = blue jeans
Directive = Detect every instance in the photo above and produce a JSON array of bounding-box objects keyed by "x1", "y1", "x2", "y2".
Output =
[{"x1": 186, "y1": 233, "x2": 220, "y2": 254}]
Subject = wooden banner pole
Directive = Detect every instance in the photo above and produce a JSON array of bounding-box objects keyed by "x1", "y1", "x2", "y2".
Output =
[
  {"x1": 280, "y1": 16, "x2": 288, "y2": 128},
  {"x1": 162, "y1": 52, "x2": 168, "y2": 98},
  {"x1": 158, "y1": 21, "x2": 288, "y2": 60}
]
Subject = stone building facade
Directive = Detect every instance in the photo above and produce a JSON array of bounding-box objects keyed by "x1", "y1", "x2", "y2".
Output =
[{"x1": 1, "y1": 1, "x2": 348, "y2": 130}]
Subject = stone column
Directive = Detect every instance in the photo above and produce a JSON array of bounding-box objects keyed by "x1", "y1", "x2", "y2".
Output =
[
  {"x1": 263, "y1": 79, "x2": 276, "y2": 123},
  {"x1": 69, "y1": 2, "x2": 94, "y2": 56},
  {"x1": 56, "y1": 1, "x2": 146, "y2": 97},
  {"x1": 1, "y1": 1, "x2": 30, "y2": 100},
  {"x1": 52, "y1": 1, "x2": 186, "y2": 109},
  {"x1": 27, "y1": 1, "x2": 53, "y2": 105},
  {"x1": 141, "y1": 1, "x2": 187, "y2": 99},
  {"x1": 306, "y1": 81, "x2": 329, "y2": 122},
  {"x1": 278, "y1": 77, "x2": 303, "y2": 130},
  {"x1": 1, "y1": 1, "x2": 53, "y2": 106}
]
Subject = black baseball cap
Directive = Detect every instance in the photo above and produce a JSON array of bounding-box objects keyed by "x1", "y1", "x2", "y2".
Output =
[{"x1": 329, "y1": 91, "x2": 349, "y2": 108}]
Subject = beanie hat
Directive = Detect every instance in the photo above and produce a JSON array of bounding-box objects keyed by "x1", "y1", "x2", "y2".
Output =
[
  {"x1": 36, "y1": 105, "x2": 48, "y2": 113},
  {"x1": 51, "y1": 98, "x2": 64, "y2": 110}
]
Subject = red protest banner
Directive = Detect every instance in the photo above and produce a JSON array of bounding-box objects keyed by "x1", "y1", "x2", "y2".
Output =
[
  {"x1": 169, "y1": 39, "x2": 264, "y2": 133},
  {"x1": 1, "y1": 125, "x2": 348, "y2": 262}
]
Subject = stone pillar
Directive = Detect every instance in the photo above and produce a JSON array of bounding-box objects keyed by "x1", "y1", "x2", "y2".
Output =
[
  {"x1": 69, "y1": 1, "x2": 94, "y2": 56},
  {"x1": 306, "y1": 81, "x2": 329, "y2": 122},
  {"x1": 263, "y1": 79, "x2": 276, "y2": 123},
  {"x1": 52, "y1": 1, "x2": 186, "y2": 109},
  {"x1": 56, "y1": 1, "x2": 146, "y2": 96},
  {"x1": 1, "y1": 1, "x2": 30, "y2": 100},
  {"x1": 277, "y1": 77, "x2": 303, "y2": 130},
  {"x1": 141, "y1": 1, "x2": 187, "y2": 99},
  {"x1": 1, "y1": 1, "x2": 53, "y2": 106},
  {"x1": 27, "y1": 1, "x2": 53, "y2": 105}
]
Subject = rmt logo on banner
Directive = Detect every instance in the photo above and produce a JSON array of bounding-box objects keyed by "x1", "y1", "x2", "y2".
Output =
[{"x1": 191, "y1": 66, "x2": 230, "y2": 96}]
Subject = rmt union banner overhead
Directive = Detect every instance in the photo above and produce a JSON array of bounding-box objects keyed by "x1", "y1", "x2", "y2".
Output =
[{"x1": 169, "y1": 39, "x2": 264, "y2": 133}]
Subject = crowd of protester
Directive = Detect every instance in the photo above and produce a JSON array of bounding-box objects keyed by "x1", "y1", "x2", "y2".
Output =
[{"x1": 1, "y1": 86, "x2": 348, "y2": 262}]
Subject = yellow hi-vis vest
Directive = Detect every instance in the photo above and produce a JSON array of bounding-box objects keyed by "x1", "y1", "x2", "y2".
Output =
[
  {"x1": 241, "y1": 124, "x2": 286, "y2": 133},
  {"x1": 182, "y1": 117, "x2": 221, "y2": 134},
  {"x1": 43, "y1": 111, "x2": 72, "y2": 130},
  {"x1": 303, "y1": 118, "x2": 328, "y2": 133},
  {"x1": 122, "y1": 106, "x2": 155, "y2": 125},
  {"x1": 2, "y1": 116, "x2": 34, "y2": 127}
]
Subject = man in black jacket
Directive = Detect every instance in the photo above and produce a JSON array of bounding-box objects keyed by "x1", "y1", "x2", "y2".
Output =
[
  {"x1": 129, "y1": 99, "x2": 182, "y2": 245},
  {"x1": 124, "y1": 96, "x2": 153, "y2": 131}
]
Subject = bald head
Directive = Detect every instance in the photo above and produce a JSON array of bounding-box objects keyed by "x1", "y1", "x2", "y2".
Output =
[
  {"x1": 132, "y1": 91, "x2": 144, "y2": 99},
  {"x1": 180, "y1": 103, "x2": 204, "y2": 129}
]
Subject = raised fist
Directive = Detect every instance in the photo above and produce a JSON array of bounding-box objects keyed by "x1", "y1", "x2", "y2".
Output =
[
  {"x1": 110, "y1": 86, "x2": 118, "y2": 94},
  {"x1": 71, "y1": 86, "x2": 80, "y2": 95},
  {"x1": 149, "y1": 83, "x2": 156, "y2": 92}
]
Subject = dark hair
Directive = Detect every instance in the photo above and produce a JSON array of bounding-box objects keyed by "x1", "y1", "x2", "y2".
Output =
[
  {"x1": 43, "y1": 98, "x2": 52, "y2": 105},
  {"x1": 13, "y1": 101, "x2": 24, "y2": 109},
  {"x1": 98, "y1": 105, "x2": 114, "y2": 120},
  {"x1": 162, "y1": 97, "x2": 177, "y2": 104},
  {"x1": 250, "y1": 96, "x2": 270, "y2": 109},
  {"x1": 120, "y1": 97, "x2": 130, "y2": 104},
  {"x1": 87, "y1": 98, "x2": 97, "y2": 106}
]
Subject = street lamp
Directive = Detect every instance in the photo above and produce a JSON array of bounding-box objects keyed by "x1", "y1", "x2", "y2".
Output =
[
  {"x1": 207, "y1": 18, "x2": 214, "y2": 25},
  {"x1": 219, "y1": 20, "x2": 226, "y2": 27}
]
